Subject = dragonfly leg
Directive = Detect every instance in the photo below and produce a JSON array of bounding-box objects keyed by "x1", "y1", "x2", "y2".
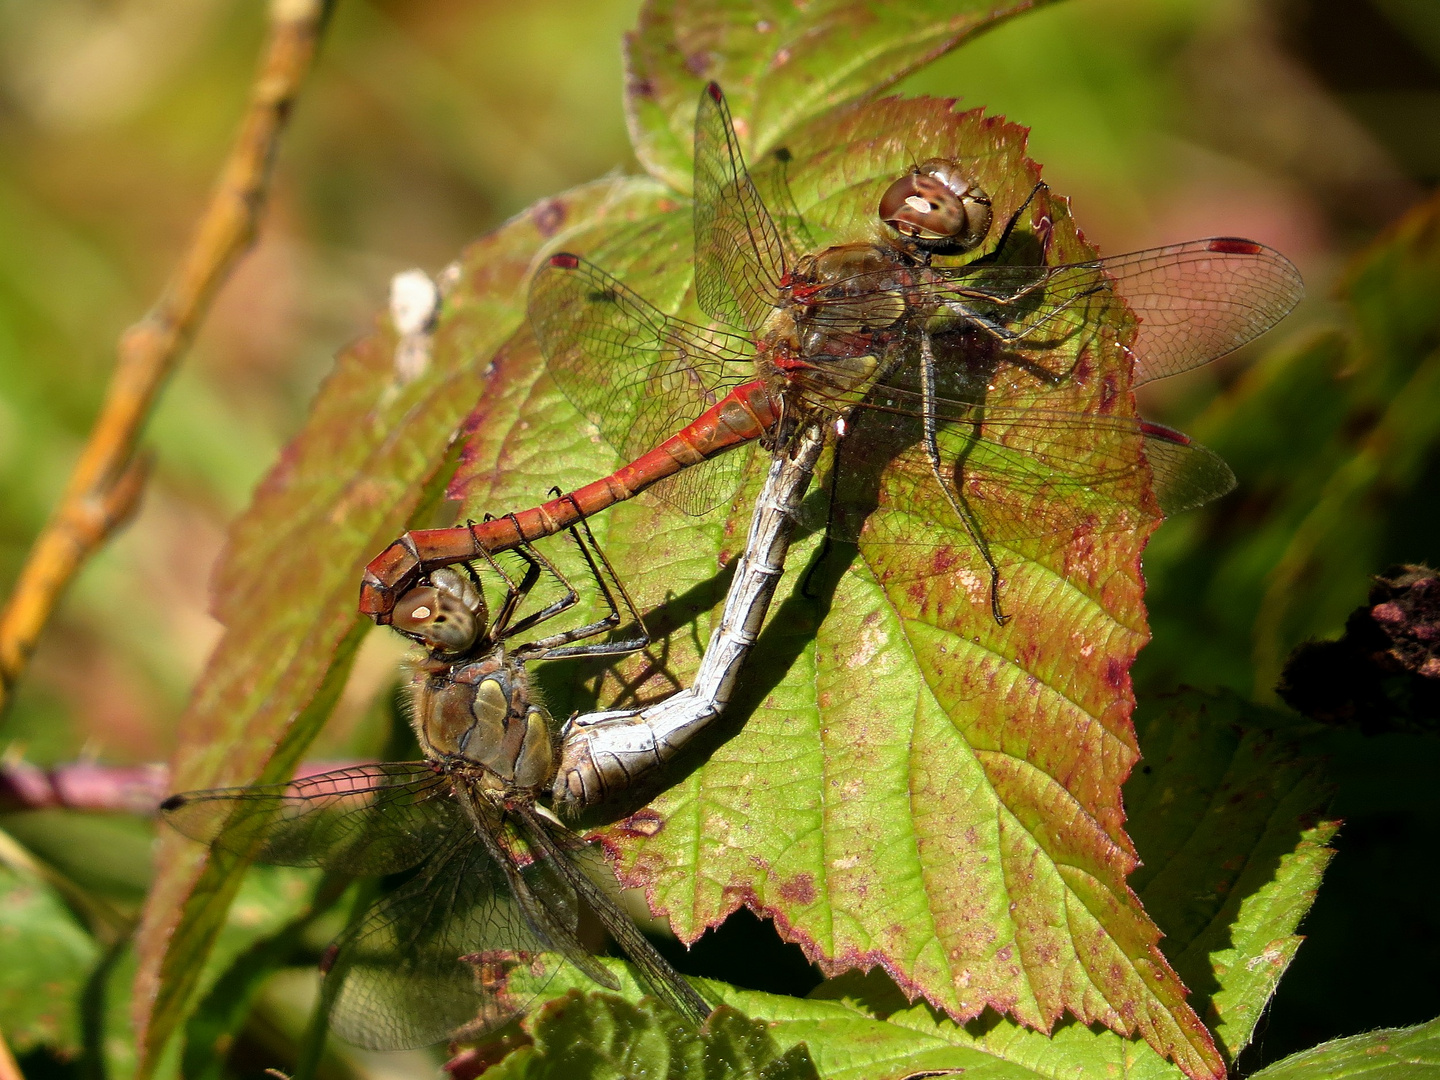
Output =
[
  {"x1": 513, "y1": 495, "x2": 650, "y2": 662},
  {"x1": 967, "y1": 179, "x2": 1049, "y2": 267},
  {"x1": 494, "y1": 534, "x2": 578, "y2": 643},
  {"x1": 920, "y1": 333, "x2": 1009, "y2": 626},
  {"x1": 800, "y1": 438, "x2": 845, "y2": 601},
  {"x1": 938, "y1": 276, "x2": 1108, "y2": 389},
  {"x1": 467, "y1": 518, "x2": 546, "y2": 638}
]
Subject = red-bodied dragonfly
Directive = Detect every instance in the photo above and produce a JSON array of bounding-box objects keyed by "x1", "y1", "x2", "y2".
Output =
[
  {"x1": 165, "y1": 518, "x2": 710, "y2": 1050},
  {"x1": 361, "y1": 82, "x2": 1301, "y2": 626}
]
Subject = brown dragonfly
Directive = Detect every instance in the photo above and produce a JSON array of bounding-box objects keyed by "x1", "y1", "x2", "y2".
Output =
[
  {"x1": 361, "y1": 82, "x2": 1301, "y2": 625},
  {"x1": 164, "y1": 517, "x2": 710, "y2": 1050}
]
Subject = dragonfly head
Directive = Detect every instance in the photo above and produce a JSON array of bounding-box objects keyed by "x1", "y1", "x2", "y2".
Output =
[
  {"x1": 878, "y1": 159, "x2": 992, "y2": 254},
  {"x1": 392, "y1": 566, "x2": 486, "y2": 656}
]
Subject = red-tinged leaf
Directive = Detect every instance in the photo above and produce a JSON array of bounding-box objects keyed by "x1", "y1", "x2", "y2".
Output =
[
  {"x1": 448, "y1": 94, "x2": 1223, "y2": 1078},
  {"x1": 626, "y1": 0, "x2": 1055, "y2": 189},
  {"x1": 474, "y1": 701, "x2": 1340, "y2": 1080},
  {"x1": 129, "y1": 176, "x2": 667, "y2": 1077}
]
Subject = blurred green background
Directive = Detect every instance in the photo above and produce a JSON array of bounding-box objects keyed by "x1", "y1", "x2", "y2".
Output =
[{"x1": 0, "y1": 0, "x2": 1437, "y2": 1076}]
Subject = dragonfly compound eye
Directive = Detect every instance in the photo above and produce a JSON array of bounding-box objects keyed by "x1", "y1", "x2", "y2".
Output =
[
  {"x1": 878, "y1": 159, "x2": 992, "y2": 252},
  {"x1": 393, "y1": 567, "x2": 485, "y2": 654}
]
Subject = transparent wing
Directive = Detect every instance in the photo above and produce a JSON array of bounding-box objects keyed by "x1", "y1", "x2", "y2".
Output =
[
  {"x1": 325, "y1": 811, "x2": 621, "y2": 1051},
  {"x1": 159, "y1": 763, "x2": 454, "y2": 877},
  {"x1": 529, "y1": 253, "x2": 755, "y2": 514},
  {"x1": 823, "y1": 385, "x2": 1235, "y2": 555},
  {"x1": 515, "y1": 805, "x2": 710, "y2": 1027},
  {"x1": 692, "y1": 82, "x2": 788, "y2": 333},
  {"x1": 806, "y1": 239, "x2": 1303, "y2": 385}
]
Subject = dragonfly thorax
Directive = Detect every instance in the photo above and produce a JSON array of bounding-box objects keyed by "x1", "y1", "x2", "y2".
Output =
[
  {"x1": 411, "y1": 658, "x2": 555, "y2": 792},
  {"x1": 787, "y1": 244, "x2": 910, "y2": 338}
]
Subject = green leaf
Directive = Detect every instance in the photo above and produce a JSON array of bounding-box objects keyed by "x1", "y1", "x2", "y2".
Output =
[
  {"x1": 483, "y1": 993, "x2": 820, "y2": 1080},
  {"x1": 0, "y1": 862, "x2": 97, "y2": 1056},
  {"x1": 625, "y1": 0, "x2": 1056, "y2": 189},
  {"x1": 129, "y1": 177, "x2": 662, "y2": 1076},
  {"x1": 180, "y1": 873, "x2": 349, "y2": 1080},
  {"x1": 1249, "y1": 1015, "x2": 1440, "y2": 1079},
  {"x1": 1139, "y1": 191, "x2": 1440, "y2": 699},
  {"x1": 741, "y1": 977, "x2": 1186, "y2": 1080},
  {"x1": 1127, "y1": 689, "x2": 1337, "y2": 1060},
  {"x1": 444, "y1": 89, "x2": 1220, "y2": 1075}
]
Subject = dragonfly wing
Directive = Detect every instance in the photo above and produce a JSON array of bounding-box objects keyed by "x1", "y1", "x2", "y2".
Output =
[
  {"x1": 325, "y1": 828, "x2": 547, "y2": 1050},
  {"x1": 826, "y1": 395, "x2": 1234, "y2": 554},
  {"x1": 644, "y1": 441, "x2": 758, "y2": 517},
  {"x1": 516, "y1": 805, "x2": 711, "y2": 1027},
  {"x1": 1099, "y1": 239, "x2": 1303, "y2": 384},
  {"x1": 1140, "y1": 422, "x2": 1237, "y2": 514},
  {"x1": 884, "y1": 238, "x2": 1301, "y2": 385},
  {"x1": 325, "y1": 808, "x2": 632, "y2": 1052},
  {"x1": 467, "y1": 802, "x2": 620, "y2": 995},
  {"x1": 159, "y1": 763, "x2": 454, "y2": 877},
  {"x1": 529, "y1": 253, "x2": 753, "y2": 515},
  {"x1": 692, "y1": 82, "x2": 787, "y2": 333}
]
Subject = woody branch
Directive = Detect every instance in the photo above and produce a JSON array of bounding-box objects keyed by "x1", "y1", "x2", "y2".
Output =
[{"x1": 0, "y1": 0, "x2": 333, "y2": 711}]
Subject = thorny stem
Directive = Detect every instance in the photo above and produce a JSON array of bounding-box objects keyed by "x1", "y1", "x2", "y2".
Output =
[{"x1": 0, "y1": 0, "x2": 334, "y2": 713}]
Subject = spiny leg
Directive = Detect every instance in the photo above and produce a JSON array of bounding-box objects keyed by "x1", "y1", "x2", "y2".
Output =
[
  {"x1": 920, "y1": 332, "x2": 1009, "y2": 625},
  {"x1": 801, "y1": 431, "x2": 847, "y2": 601},
  {"x1": 564, "y1": 495, "x2": 651, "y2": 650},
  {"x1": 495, "y1": 526, "x2": 579, "y2": 642},
  {"x1": 519, "y1": 493, "x2": 650, "y2": 662},
  {"x1": 967, "y1": 179, "x2": 1049, "y2": 268},
  {"x1": 468, "y1": 514, "x2": 546, "y2": 638}
]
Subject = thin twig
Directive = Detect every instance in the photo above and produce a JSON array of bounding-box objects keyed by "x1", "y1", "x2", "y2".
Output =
[
  {"x1": 0, "y1": 758, "x2": 361, "y2": 814},
  {"x1": 0, "y1": 760, "x2": 171, "y2": 815},
  {"x1": 0, "y1": 0, "x2": 334, "y2": 712},
  {"x1": 0, "y1": 1028, "x2": 22, "y2": 1080}
]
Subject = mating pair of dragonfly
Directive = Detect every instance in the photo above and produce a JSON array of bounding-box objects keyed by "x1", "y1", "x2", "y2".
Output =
[{"x1": 163, "y1": 83, "x2": 1303, "y2": 1050}]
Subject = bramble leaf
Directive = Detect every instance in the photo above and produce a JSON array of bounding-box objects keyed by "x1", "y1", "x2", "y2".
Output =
[
  {"x1": 1127, "y1": 690, "x2": 1336, "y2": 1061},
  {"x1": 0, "y1": 863, "x2": 96, "y2": 1056},
  {"x1": 1248, "y1": 1015, "x2": 1440, "y2": 1080},
  {"x1": 447, "y1": 93, "x2": 1221, "y2": 1077},
  {"x1": 130, "y1": 177, "x2": 668, "y2": 1074},
  {"x1": 483, "y1": 993, "x2": 820, "y2": 1080},
  {"x1": 625, "y1": 0, "x2": 1055, "y2": 189}
]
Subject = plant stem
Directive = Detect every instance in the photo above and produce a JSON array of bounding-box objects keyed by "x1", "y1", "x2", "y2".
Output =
[{"x1": 0, "y1": 0, "x2": 335, "y2": 713}]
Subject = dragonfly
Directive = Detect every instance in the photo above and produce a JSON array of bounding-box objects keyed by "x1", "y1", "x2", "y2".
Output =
[
  {"x1": 524, "y1": 82, "x2": 1304, "y2": 623},
  {"x1": 163, "y1": 516, "x2": 711, "y2": 1051},
  {"x1": 360, "y1": 83, "x2": 1300, "y2": 626}
]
